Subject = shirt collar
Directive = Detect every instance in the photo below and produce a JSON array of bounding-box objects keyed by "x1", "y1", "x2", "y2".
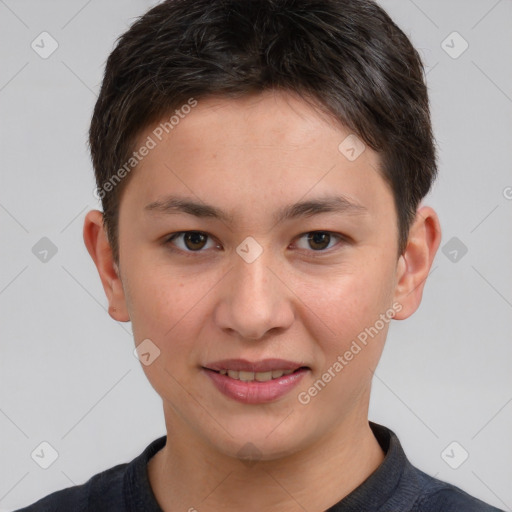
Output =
[
  {"x1": 124, "y1": 421, "x2": 407, "y2": 512},
  {"x1": 326, "y1": 422, "x2": 407, "y2": 511}
]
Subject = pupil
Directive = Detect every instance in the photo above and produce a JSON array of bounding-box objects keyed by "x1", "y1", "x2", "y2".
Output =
[
  {"x1": 308, "y1": 232, "x2": 330, "y2": 250},
  {"x1": 185, "y1": 232, "x2": 206, "y2": 250}
]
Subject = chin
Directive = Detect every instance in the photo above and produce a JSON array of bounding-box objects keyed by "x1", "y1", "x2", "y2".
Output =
[{"x1": 204, "y1": 418, "x2": 313, "y2": 463}]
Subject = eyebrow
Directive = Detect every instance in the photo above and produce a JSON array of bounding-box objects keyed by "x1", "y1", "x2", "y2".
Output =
[{"x1": 144, "y1": 194, "x2": 368, "y2": 224}]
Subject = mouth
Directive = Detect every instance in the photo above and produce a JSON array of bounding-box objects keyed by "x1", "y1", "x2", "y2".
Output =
[
  {"x1": 201, "y1": 359, "x2": 310, "y2": 404},
  {"x1": 205, "y1": 367, "x2": 307, "y2": 382}
]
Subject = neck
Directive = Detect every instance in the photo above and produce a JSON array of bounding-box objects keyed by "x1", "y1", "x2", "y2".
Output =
[{"x1": 148, "y1": 410, "x2": 385, "y2": 512}]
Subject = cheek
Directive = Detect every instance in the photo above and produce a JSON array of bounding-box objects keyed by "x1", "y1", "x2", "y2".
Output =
[
  {"x1": 294, "y1": 256, "x2": 396, "y2": 358},
  {"x1": 295, "y1": 268, "x2": 396, "y2": 411},
  {"x1": 122, "y1": 259, "x2": 196, "y2": 342},
  {"x1": 124, "y1": 258, "x2": 228, "y2": 371},
  {"x1": 124, "y1": 266, "x2": 212, "y2": 398}
]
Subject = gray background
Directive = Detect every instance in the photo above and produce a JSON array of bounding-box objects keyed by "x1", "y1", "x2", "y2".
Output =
[{"x1": 1, "y1": 0, "x2": 511, "y2": 510}]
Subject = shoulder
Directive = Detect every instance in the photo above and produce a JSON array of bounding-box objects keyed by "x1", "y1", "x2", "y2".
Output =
[
  {"x1": 409, "y1": 467, "x2": 504, "y2": 512},
  {"x1": 367, "y1": 423, "x2": 504, "y2": 512},
  {"x1": 14, "y1": 435, "x2": 167, "y2": 512},
  {"x1": 13, "y1": 461, "x2": 128, "y2": 512}
]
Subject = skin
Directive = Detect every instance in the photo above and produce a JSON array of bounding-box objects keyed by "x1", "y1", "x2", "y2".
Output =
[{"x1": 84, "y1": 90, "x2": 441, "y2": 512}]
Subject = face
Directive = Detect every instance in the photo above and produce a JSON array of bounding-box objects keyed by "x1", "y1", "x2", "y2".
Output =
[{"x1": 92, "y1": 90, "x2": 427, "y2": 460}]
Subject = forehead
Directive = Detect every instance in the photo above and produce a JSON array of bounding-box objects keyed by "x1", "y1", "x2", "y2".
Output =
[
  {"x1": 150, "y1": 91, "x2": 354, "y2": 156},
  {"x1": 120, "y1": 90, "x2": 394, "y2": 229}
]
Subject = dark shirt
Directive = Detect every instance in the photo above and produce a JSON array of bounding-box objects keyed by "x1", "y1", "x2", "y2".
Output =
[{"x1": 15, "y1": 422, "x2": 503, "y2": 511}]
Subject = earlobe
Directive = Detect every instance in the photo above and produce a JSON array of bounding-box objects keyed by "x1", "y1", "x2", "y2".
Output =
[
  {"x1": 83, "y1": 210, "x2": 130, "y2": 322},
  {"x1": 393, "y1": 206, "x2": 442, "y2": 320}
]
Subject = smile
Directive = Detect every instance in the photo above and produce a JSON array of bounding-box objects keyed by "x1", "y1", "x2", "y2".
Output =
[
  {"x1": 215, "y1": 368, "x2": 298, "y2": 381},
  {"x1": 202, "y1": 359, "x2": 309, "y2": 404}
]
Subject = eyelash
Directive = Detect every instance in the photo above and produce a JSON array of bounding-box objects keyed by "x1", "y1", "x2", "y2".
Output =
[{"x1": 163, "y1": 231, "x2": 348, "y2": 258}]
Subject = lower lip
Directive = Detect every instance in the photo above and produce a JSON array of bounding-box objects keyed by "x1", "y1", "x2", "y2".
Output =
[{"x1": 202, "y1": 368, "x2": 308, "y2": 404}]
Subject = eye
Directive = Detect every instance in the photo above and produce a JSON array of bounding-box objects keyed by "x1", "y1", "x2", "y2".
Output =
[
  {"x1": 165, "y1": 231, "x2": 217, "y2": 252},
  {"x1": 164, "y1": 230, "x2": 347, "y2": 257},
  {"x1": 294, "y1": 231, "x2": 345, "y2": 252}
]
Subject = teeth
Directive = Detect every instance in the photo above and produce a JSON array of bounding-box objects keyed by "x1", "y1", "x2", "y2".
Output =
[
  {"x1": 239, "y1": 371, "x2": 254, "y2": 381},
  {"x1": 255, "y1": 371, "x2": 273, "y2": 382},
  {"x1": 218, "y1": 369, "x2": 297, "y2": 381}
]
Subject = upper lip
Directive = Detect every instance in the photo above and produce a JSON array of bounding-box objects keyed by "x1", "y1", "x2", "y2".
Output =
[{"x1": 203, "y1": 358, "x2": 308, "y2": 373}]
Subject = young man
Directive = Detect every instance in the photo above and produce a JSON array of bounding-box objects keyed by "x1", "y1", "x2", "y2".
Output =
[{"x1": 16, "y1": 0, "x2": 503, "y2": 510}]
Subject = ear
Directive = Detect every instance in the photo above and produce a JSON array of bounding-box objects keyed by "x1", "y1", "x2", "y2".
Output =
[
  {"x1": 83, "y1": 210, "x2": 130, "y2": 322},
  {"x1": 393, "y1": 206, "x2": 441, "y2": 320}
]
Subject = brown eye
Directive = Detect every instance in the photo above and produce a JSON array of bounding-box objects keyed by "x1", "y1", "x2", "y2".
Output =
[
  {"x1": 183, "y1": 232, "x2": 208, "y2": 250},
  {"x1": 166, "y1": 231, "x2": 214, "y2": 252},
  {"x1": 293, "y1": 231, "x2": 346, "y2": 255},
  {"x1": 306, "y1": 232, "x2": 332, "y2": 250}
]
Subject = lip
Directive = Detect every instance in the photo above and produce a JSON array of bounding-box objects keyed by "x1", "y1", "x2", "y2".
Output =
[
  {"x1": 204, "y1": 358, "x2": 306, "y2": 373},
  {"x1": 202, "y1": 359, "x2": 309, "y2": 404}
]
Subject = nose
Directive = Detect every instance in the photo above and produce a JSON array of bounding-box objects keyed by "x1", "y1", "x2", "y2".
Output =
[{"x1": 213, "y1": 250, "x2": 295, "y2": 341}]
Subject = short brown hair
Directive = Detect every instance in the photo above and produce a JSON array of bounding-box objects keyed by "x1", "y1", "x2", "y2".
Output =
[{"x1": 89, "y1": 0, "x2": 437, "y2": 264}]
